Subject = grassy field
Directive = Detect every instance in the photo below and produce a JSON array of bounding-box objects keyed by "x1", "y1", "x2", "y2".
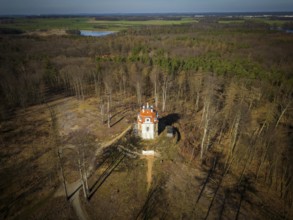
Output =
[
  {"x1": 249, "y1": 17, "x2": 289, "y2": 26},
  {"x1": 1, "y1": 16, "x2": 290, "y2": 33},
  {"x1": 218, "y1": 17, "x2": 290, "y2": 26},
  {"x1": 0, "y1": 17, "x2": 197, "y2": 31},
  {"x1": 218, "y1": 20, "x2": 245, "y2": 24}
]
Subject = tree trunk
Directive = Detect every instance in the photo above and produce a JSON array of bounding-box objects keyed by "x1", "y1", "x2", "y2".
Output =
[
  {"x1": 58, "y1": 150, "x2": 68, "y2": 199},
  {"x1": 100, "y1": 103, "x2": 104, "y2": 123},
  {"x1": 231, "y1": 112, "x2": 240, "y2": 154},
  {"x1": 162, "y1": 76, "x2": 169, "y2": 112},
  {"x1": 257, "y1": 121, "x2": 266, "y2": 138},
  {"x1": 201, "y1": 123, "x2": 208, "y2": 159},
  {"x1": 122, "y1": 74, "x2": 126, "y2": 96},
  {"x1": 82, "y1": 150, "x2": 89, "y2": 194},
  {"x1": 93, "y1": 73, "x2": 99, "y2": 97},
  {"x1": 256, "y1": 140, "x2": 270, "y2": 179},
  {"x1": 79, "y1": 80, "x2": 84, "y2": 100},
  {"x1": 154, "y1": 80, "x2": 158, "y2": 108},
  {"x1": 107, "y1": 94, "x2": 111, "y2": 128},
  {"x1": 195, "y1": 91, "x2": 199, "y2": 112},
  {"x1": 200, "y1": 101, "x2": 210, "y2": 159},
  {"x1": 136, "y1": 81, "x2": 141, "y2": 106},
  {"x1": 78, "y1": 157, "x2": 87, "y2": 199},
  {"x1": 275, "y1": 103, "x2": 290, "y2": 129}
]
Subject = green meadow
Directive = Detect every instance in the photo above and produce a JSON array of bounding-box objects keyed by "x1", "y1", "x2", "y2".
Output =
[{"x1": 0, "y1": 17, "x2": 197, "y2": 31}]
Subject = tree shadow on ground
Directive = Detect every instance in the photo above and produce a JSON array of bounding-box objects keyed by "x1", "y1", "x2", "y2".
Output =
[
  {"x1": 136, "y1": 177, "x2": 168, "y2": 220},
  {"x1": 235, "y1": 176, "x2": 255, "y2": 220},
  {"x1": 158, "y1": 113, "x2": 180, "y2": 135},
  {"x1": 88, "y1": 152, "x2": 125, "y2": 200}
]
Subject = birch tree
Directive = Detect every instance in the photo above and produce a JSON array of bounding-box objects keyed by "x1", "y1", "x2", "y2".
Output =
[
  {"x1": 161, "y1": 72, "x2": 171, "y2": 112},
  {"x1": 189, "y1": 73, "x2": 203, "y2": 113},
  {"x1": 104, "y1": 73, "x2": 113, "y2": 128},
  {"x1": 198, "y1": 74, "x2": 221, "y2": 159}
]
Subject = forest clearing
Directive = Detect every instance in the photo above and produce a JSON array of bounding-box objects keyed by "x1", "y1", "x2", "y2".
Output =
[{"x1": 0, "y1": 14, "x2": 292, "y2": 219}]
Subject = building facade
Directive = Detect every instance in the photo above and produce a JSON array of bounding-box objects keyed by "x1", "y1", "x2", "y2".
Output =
[{"x1": 137, "y1": 103, "x2": 158, "y2": 139}]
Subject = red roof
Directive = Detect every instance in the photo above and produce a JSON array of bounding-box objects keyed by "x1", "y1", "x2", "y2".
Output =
[
  {"x1": 138, "y1": 107, "x2": 158, "y2": 124},
  {"x1": 139, "y1": 109, "x2": 156, "y2": 118}
]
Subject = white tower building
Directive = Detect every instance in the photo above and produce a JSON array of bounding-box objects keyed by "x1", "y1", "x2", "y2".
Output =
[{"x1": 137, "y1": 103, "x2": 158, "y2": 139}]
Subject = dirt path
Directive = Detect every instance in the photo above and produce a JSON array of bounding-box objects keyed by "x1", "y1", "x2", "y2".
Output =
[
  {"x1": 146, "y1": 156, "x2": 154, "y2": 191},
  {"x1": 87, "y1": 125, "x2": 132, "y2": 175},
  {"x1": 97, "y1": 125, "x2": 132, "y2": 154},
  {"x1": 118, "y1": 145, "x2": 157, "y2": 192},
  {"x1": 118, "y1": 145, "x2": 156, "y2": 191}
]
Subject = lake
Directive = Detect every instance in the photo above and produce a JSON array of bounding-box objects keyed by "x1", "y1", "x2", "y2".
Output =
[{"x1": 80, "y1": 30, "x2": 115, "y2": 37}]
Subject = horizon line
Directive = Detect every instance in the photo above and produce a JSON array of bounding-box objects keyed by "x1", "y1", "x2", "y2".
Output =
[{"x1": 1, "y1": 11, "x2": 293, "y2": 17}]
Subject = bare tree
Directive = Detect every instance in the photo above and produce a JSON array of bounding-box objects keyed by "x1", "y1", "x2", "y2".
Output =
[
  {"x1": 77, "y1": 148, "x2": 88, "y2": 199},
  {"x1": 99, "y1": 101, "x2": 105, "y2": 124},
  {"x1": 92, "y1": 64, "x2": 102, "y2": 97},
  {"x1": 60, "y1": 65, "x2": 86, "y2": 100},
  {"x1": 107, "y1": 93, "x2": 111, "y2": 128},
  {"x1": 189, "y1": 73, "x2": 203, "y2": 112},
  {"x1": 198, "y1": 74, "x2": 221, "y2": 159},
  {"x1": 72, "y1": 130, "x2": 96, "y2": 199},
  {"x1": 218, "y1": 80, "x2": 238, "y2": 144},
  {"x1": 129, "y1": 63, "x2": 142, "y2": 106},
  {"x1": 57, "y1": 149, "x2": 68, "y2": 198},
  {"x1": 161, "y1": 72, "x2": 171, "y2": 112},
  {"x1": 275, "y1": 101, "x2": 290, "y2": 129},
  {"x1": 48, "y1": 105, "x2": 68, "y2": 198},
  {"x1": 118, "y1": 65, "x2": 128, "y2": 96},
  {"x1": 150, "y1": 66, "x2": 160, "y2": 108},
  {"x1": 200, "y1": 99, "x2": 210, "y2": 159},
  {"x1": 104, "y1": 73, "x2": 113, "y2": 128}
]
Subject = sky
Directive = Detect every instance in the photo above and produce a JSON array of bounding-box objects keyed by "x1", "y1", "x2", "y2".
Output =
[{"x1": 0, "y1": 0, "x2": 292, "y2": 15}]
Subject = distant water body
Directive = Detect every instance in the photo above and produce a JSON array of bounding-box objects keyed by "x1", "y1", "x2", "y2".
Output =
[{"x1": 80, "y1": 30, "x2": 115, "y2": 37}]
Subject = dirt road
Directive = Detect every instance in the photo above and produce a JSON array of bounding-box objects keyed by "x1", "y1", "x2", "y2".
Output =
[{"x1": 96, "y1": 125, "x2": 132, "y2": 155}]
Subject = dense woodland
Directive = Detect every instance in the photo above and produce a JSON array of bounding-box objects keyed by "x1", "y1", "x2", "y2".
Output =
[{"x1": 0, "y1": 20, "x2": 292, "y2": 218}]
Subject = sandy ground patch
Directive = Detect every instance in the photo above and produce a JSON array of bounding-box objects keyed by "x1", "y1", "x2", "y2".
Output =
[{"x1": 24, "y1": 29, "x2": 68, "y2": 36}]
